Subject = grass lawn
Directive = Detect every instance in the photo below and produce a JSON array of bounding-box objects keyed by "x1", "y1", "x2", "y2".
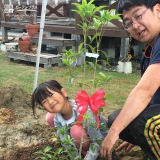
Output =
[{"x1": 0, "y1": 51, "x2": 141, "y2": 116}]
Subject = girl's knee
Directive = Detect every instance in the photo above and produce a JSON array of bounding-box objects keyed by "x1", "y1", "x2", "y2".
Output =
[
  {"x1": 70, "y1": 125, "x2": 90, "y2": 156},
  {"x1": 70, "y1": 125, "x2": 88, "y2": 139}
]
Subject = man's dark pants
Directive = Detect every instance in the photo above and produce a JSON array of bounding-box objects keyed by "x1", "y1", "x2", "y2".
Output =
[{"x1": 108, "y1": 104, "x2": 160, "y2": 160}]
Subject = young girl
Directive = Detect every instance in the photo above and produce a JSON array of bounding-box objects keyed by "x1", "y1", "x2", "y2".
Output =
[{"x1": 32, "y1": 80, "x2": 108, "y2": 160}]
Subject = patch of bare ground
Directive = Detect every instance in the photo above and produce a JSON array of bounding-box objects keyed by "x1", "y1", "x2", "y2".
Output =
[{"x1": 0, "y1": 85, "x2": 147, "y2": 160}]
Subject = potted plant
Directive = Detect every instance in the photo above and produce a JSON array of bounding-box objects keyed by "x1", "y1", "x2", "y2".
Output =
[
  {"x1": 18, "y1": 40, "x2": 32, "y2": 52},
  {"x1": 25, "y1": 24, "x2": 39, "y2": 36},
  {"x1": 5, "y1": 43, "x2": 18, "y2": 51},
  {"x1": 19, "y1": 36, "x2": 31, "y2": 41}
]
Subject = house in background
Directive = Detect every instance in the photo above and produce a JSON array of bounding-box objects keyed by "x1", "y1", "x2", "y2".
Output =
[{"x1": 0, "y1": 0, "x2": 145, "y2": 63}]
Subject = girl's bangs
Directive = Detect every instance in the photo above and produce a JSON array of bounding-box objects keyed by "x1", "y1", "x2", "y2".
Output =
[{"x1": 35, "y1": 86, "x2": 52, "y2": 104}]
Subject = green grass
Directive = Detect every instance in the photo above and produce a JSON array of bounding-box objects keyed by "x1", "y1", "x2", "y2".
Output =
[{"x1": 0, "y1": 51, "x2": 141, "y2": 116}]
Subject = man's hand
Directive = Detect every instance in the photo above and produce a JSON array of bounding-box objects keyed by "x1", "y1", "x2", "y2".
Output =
[
  {"x1": 115, "y1": 141, "x2": 134, "y2": 153},
  {"x1": 100, "y1": 131, "x2": 119, "y2": 160}
]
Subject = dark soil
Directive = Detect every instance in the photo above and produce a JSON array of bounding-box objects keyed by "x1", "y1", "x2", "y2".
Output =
[{"x1": 0, "y1": 85, "x2": 147, "y2": 160}]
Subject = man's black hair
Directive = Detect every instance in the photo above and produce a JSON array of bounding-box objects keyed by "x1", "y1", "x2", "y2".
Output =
[
  {"x1": 117, "y1": 0, "x2": 149, "y2": 14},
  {"x1": 148, "y1": 0, "x2": 160, "y2": 9}
]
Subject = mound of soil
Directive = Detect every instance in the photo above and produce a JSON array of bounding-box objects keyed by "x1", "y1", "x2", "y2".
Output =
[
  {"x1": 0, "y1": 85, "x2": 54, "y2": 160},
  {"x1": 0, "y1": 85, "x2": 147, "y2": 160}
]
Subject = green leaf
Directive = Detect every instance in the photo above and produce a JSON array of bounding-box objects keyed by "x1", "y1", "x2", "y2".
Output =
[
  {"x1": 88, "y1": 0, "x2": 94, "y2": 5},
  {"x1": 88, "y1": 62, "x2": 95, "y2": 68},
  {"x1": 34, "y1": 151, "x2": 44, "y2": 155},
  {"x1": 98, "y1": 108, "x2": 103, "y2": 113},
  {"x1": 90, "y1": 32, "x2": 100, "y2": 43},
  {"x1": 101, "y1": 50, "x2": 108, "y2": 61},
  {"x1": 82, "y1": 137, "x2": 90, "y2": 143},
  {"x1": 68, "y1": 77, "x2": 74, "y2": 86},
  {"x1": 77, "y1": 23, "x2": 83, "y2": 29},
  {"x1": 88, "y1": 36, "x2": 92, "y2": 41},
  {"x1": 95, "y1": 139, "x2": 102, "y2": 146},
  {"x1": 92, "y1": 18, "x2": 101, "y2": 30},
  {"x1": 44, "y1": 146, "x2": 52, "y2": 153},
  {"x1": 98, "y1": 72, "x2": 106, "y2": 78},
  {"x1": 57, "y1": 147, "x2": 63, "y2": 154},
  {"x1": 62, "y1": 59, "x2": 69, "y2": 66},
  {"x1": 40, "y1": 157, "x2": 48, "y2": 160},
  {"x1": 90, "y1": 143, "x2": 99, "y2": 152},
  {"x1": 78, "y1": 81, "x2": 83, "y2": 89},
  {"x1": 93, "y1": 79, "x2": 101, "y2": 87},
  {"x1": 82, "y1": 22, "x2": 88, "y2": 32},
  {"x1": 97, "y1": 72, "x2": 113, "y2": 82},
  {"x1": 78, "y1": 42, "x2": 84, "y2": 54},
  {"x1": 87, "y1": 44, "x2": 96, "y2": 53},
  {"x1": 94, "y1": 5, "x2": 106, "y2": 13},
  {"x1": 46, "y1": 154, "x2": 52, "y2": 158}
]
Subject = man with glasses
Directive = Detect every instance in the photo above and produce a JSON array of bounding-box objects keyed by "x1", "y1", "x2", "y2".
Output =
[{"x1": 100, "y1": 0, "x2": 160, "y2": 160}]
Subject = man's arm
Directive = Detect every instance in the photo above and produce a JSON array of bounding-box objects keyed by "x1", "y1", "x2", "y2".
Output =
[{"x1": 100, "y1": 63, "x2": 160, "y2": 159}]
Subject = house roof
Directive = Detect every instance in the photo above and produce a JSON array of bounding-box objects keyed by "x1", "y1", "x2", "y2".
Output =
[{"x1": 2, "y1": 0, "x2": 80, "y2": 5}]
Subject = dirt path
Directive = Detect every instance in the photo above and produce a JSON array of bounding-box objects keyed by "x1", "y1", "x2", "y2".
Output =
[{"x1": 0, "y1": 85, "x2": 147, "y2": 160}]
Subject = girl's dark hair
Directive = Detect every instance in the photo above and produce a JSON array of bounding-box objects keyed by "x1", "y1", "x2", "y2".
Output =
[
  {"x1": 117, "y1": 0, "x2": 149, "y2": 15},
  {"x1": 32, "y1": 80, "x2": 64, "y2": 115}
]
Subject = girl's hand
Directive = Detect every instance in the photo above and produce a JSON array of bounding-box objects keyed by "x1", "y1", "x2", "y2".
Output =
[{"x1": 115, "y1": 141, "x2": 134, "y2": 153}]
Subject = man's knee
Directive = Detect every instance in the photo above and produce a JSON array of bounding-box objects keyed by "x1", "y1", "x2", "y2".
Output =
[{"x1": 108, "y1": 109, "x2": 121, "y2": 128}]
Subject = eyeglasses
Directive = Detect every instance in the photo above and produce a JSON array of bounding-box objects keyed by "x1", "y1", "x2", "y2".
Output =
[{"x1": 123, "y1": 8, "x2": 149, "y2": 31}]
